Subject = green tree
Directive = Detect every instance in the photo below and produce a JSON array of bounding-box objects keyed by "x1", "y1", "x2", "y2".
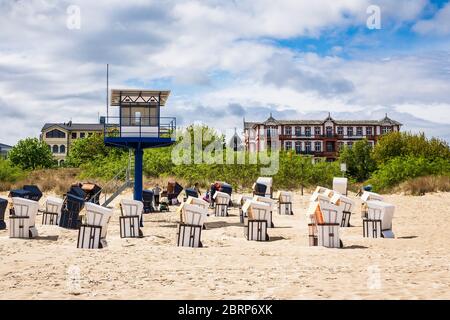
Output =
[
  {"x1": 339, "y1": 139, "x2": 376, "y2": 182},
  {"x1": 373, "y1": 131, "x2": 450, "y2": 165},
  {"x1": 65, "y1": 134, "x2": 125, "y2": 167},
  {"x1": 8, "y1": 138, "x2": 56, "y2": 170}
]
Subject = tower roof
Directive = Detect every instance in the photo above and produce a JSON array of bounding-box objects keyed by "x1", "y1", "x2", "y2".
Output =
[{"x1": 110, "y1": 90, "x2": 171, "y2": 106}]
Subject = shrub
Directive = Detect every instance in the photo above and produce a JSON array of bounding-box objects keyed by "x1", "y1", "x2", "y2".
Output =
[
  {"x1": 367, "y1": 156, "x2": 450, "y2": 192},
  {"x1": 8, "y1": 138, "x2": 56, "y2": 170}
]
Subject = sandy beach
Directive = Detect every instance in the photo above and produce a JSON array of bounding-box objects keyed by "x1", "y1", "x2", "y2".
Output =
[{"x1": 0, "y1": 190, "x2": 449, "y2": 300}]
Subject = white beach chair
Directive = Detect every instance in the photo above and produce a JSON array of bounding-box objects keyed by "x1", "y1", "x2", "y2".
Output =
[
  {"x1": 256, "y1": 177, "x2": 273, "y2": 198},
  {"x1": 306, "y1": 201, "x2": 343, "y2": 248},
  {"x1": 363, "y1": 200, "x2": 395, "y2": 238},
  {"x1": 274, "y1": 191, "x2": 293, "y2": 215},
  {"x1": 237, "y1": 195, "x2": 253, "y2": 223},
  {"x1": 119, "y1": 199, "x2": 143, "y2": 238},
  {"x1": 242, "y1": 200, "x2": 271, "y2": 241},
  {"x1": 176, "y1": 203, "x2": 208, "y2": 248},
  {"x1": 10, "y1": 197, "x2": 39, "y2": 238},
  {"x1": 185, "y1": 196, "x2": 209, "y2": 211},
  {"x1": 41, "y1": 196, "x2": 64, "y2": 225},
  {"x1": 330, "y1": 193, "x2": 355, "y2": 227},
  {"x1": 77, "y1": 202, "x2": 113, "y2": 249},
  {"x1": 333, "y1": 177, "x2": 348, "y2": 196},
  {"x1": 253, "y1": 195, "x2": 276, "y2": 227},
  {"x1": 310, "y1": 192, "x2": 332, "y2": 208},
  {"x1": 360, "y1": 191, "x2": 383, "y2": 218},
  {"x1": 213, "y1": 191, "x2": 231, "y2": 217}
]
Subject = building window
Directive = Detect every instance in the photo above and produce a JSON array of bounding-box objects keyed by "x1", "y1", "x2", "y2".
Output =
[
  {"x1": 326, "y1": 126, "x2": 333, "y2": 137},
  {"x1": 80, "y1": 132, "x2": 86, "y2": 138},
  {"x1": 46, "y1": 129, "x2": 66, "y2": 139},
  {"x1": 305, "y1": 141, "x2": 311, "y2": 152},
  {"x1": 337, "y1": 127, "x2": 344, "y2": 135},
  {"x1": 347, "y1": 142, "x2": 353, "y2": 149},
  {"x1": 314, "y1": 127, "x2": 321, "y2": 136},
  {"x1": 284, "y1": 126, "x2": 292, "y2": 136},
  {"x1": 60, "y1": 145, "x2": 66, "y2": 154},
  {"x1": 305, "y1": 127, "x2": 311, "y2": 137},
  {"x1": 382, "y1": 126, "x2": 391, "y2": 134},
  {"x1": 338, "y1": 142, "x2": 345, "y2": 150},
  {"x1": 285, "y1": 141, "x2": 292, "y2": 150},
  {"x1": 295, "y1": 141, "x2": 301, "y2": 154},
  {"x1": 356, "y1": 127, "x2": 363, "y2": 136},
  {"x1": 88, "y1": 132, "x2": 93, "y2": 137},
  {"x1": 71, "y1": 132, "x2": 77, "y2": 139},
  {"x1": 295, "y1": 126, "x2": 301, "y2": 137},
  {"x1": 326, "y1": 141, "x2": 334, "y2": 152},
  {"x1": 366, "y1": 127, "x2": 373, "y2": 136},
  {"x1": 347, "y1": 127, "x2": 353, "y2": 137},
  {"x1": 52, "y1": 145, "x2": 59, "y2": 154},
  {"x1": 314, "y1": 141, "x2": 321, "y2": 152}
]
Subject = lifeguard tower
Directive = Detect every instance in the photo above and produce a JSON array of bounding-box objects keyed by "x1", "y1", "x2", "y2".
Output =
[{"x1": 103, "y1": 90, "x2": 176, "y2": 201}]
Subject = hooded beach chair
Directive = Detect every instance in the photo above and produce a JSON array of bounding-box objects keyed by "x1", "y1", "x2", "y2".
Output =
[
  {"x1": 360, "y1": 191, "x2": 383, "y2": 218},
  {"x1": 119, "y1": 199, "x2": 144, "y2": 238},
  {"x1": 310, "y1": 192, "x2": 332, "y2": 207},
  {"x1": 9, "y1": 197, "x2": 39, "y2": 238},
  {"x1": 330, "y1": 193, "x2": 355, "y2": 227},
  {"x1": 185, "y1": 188, "x2": 199, "y2": 199},
  {"x1": 256, "y1": 177, "x2": 273, "y2": 198},
  {"x1": 307, "y1": 201, "x2": 344, "y2": 248},
  {"x1": 213, "y1": 191, "x2": 231, "y2": 217},
  {"x1": 23, "y1": 185, "x2": 43, "y2": 202},
  {"x1": 185, "y1": 196, "x2": 209, "y2": 211},
  {"x1": 176, "y1": 203, "x2": 208, "y2": 248},
  {"x1": 242, "y1": 200, "x2": 271, "y2": 241},
  {"x1": 41, "y1": 196, "x2": 64, "y2": 225},
  {"x1": 142, "y1": 190, "x2": 155, "y2": 213},
  {"x1": 252, "y1": 182, "x2": 267, "y2": 197},
  {"x1": 81, "y1": 183, "x2": 102, "y2": 204},
  {"x1": 8, "y1": 189, "x2": 32, "y2": 200},
  {"x1": 167, "y1": 181, "x2": 183, "y2": 203},
  {"x1": 59, "y1": 193, "x2": 85, "y2": 229},
  {"x1": 77, "y1": 202, "x2": 113, "y2": 249},
  {"x1": 309, "y1": 186, "x2": 332, "y2": 202},
  {"x1": 237, "y1": 195, "x2": 253, "y2": 223},
  {"x1": 252, "y1": 195, "x2": 276, "y2": 227},
  {"x1": 0, "y1": 197, "x2": 8, "y2": 230},
  {"x1": 68, "y1": 185, "x2": 86, "y2": 199},
  {"x1": 274, "y1": 191, "x2": 293, "y2": 215},
  {"x1": 332, "y1": 177, "x2": 348, "y2": 196},
  {"x1": 363, "y1": 200, "x2": 395, "y2": 238}
]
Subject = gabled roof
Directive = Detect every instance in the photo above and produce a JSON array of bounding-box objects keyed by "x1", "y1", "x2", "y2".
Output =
[
  {"x1": 42, "y1": 123, "x2": 104, "y2": 132},
  {"x1": 243, "y1": 113, "x2": 403, "y2": 129},
  {"x1": 111, "y1": 89, "x2": 171, "y2": 106},
  {"x1": 0, "y1": 143, "x2": 12, "y2": 149}
]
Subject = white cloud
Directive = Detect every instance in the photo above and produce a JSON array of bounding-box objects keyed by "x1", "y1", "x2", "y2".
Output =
[
  {"x1": 413, "y1": 2, "x2": 450, "y2": 35},
  {"x1": 0, "y1": 0, "x2": 449, "y2": 145}
]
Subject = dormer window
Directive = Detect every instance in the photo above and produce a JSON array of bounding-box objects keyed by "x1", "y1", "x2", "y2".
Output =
[{"x1": 46, "y1": 129, "x2": 66, "y2": 139}]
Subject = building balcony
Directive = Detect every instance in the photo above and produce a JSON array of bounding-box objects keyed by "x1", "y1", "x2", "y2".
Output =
[{"x1": 103, "y1": 116, "x2": 176, "y2": 148}]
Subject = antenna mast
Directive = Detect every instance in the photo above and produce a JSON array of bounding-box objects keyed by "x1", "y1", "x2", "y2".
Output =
[{"x1": 106, "y1": 64, "x2": 109, "y2": 125}]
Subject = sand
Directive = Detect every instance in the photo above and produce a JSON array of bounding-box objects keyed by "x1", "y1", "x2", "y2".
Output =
[{"x1": 0, "y1": 190, "x2": 449, "y2": 300}]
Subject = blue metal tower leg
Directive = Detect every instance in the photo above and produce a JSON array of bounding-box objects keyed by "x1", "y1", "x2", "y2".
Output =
[{"x1": 134, "y1": 147, "x2": 143, "y2": 201}]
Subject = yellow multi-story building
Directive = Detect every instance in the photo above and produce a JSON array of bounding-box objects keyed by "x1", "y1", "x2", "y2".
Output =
[{"x1": 40, "y1": 121, "x2": 104, "y2": 165}]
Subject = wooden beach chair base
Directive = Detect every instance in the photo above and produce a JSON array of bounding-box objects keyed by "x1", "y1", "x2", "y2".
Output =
[
  {"x1": 317, "y1": 223, "x2": 341, "y2": 248},
  {"x1": 308, "y1": 223, "x2": 318, "y2": 246},
  {"x1": 59, "y1": 210, "x2": 81, "y2": 230},
  {"x1": 41, "y1": 211, "x2": 59, "y2": 225},
  {"x1": 77, "y1": 225, "x2": 104, "y2": 249},
  {"x1": 244, "y1": 219, "x2": 269, "y2": 241},
  {"x1": 177, "y1": 223, "x2": 203, "y2": 248},
  {"x1": 341, "y1": 211, "x2": 351, "y2": 227},
  {"x1": 239, "y1": 206, "x2": 246, "y2": 223},
  {"x1": 119, "y1": 215, "x2": 143, "y2": 238},
  {"x1": 363, "y1": 219, "x2": 395, "y2": 238},
  {"x1": 214, "y1": 204, "x2": 228, "y2": 217},
  {"x1": 278, "y1": 202, "x2": 293, "y2": 215},
  {"x1": 9, "y1": 215, "x2": 37, "y2": 238}
]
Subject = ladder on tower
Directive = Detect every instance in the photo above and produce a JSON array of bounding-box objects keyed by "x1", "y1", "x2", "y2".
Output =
[{"x1": 93, "y1": 151, "x2": 134, "y2": 207}]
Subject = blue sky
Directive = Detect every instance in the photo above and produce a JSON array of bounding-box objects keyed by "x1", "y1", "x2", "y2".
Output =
[{"x1": 0, "y1": 0, "x2": 449, "y2": 145}]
